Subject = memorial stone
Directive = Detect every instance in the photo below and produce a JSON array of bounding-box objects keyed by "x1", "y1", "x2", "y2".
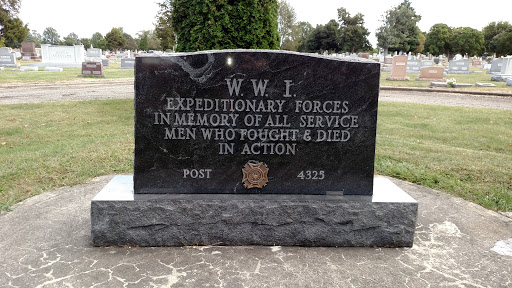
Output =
[
  {"x1": 386, "y1": 55, "x2": 409, "y2": 80},
  {"x1": 489, "y1": 59, "x2": 503, "y2": 73},
  {"x1": 80, "y1": 62, "x2": 104, "y2": 77},
  {"x1": 491, "y1": 57, "x2": 512, "y2": 81},
  {"x1": 41, "y1": 44, "x2": 85, "y2": 68},
  {"x1": 101, "y1": 58, "x2": 109, "y2": 67},
  {"x1": 384, "y1": 57, "x2": 393, "y2": 64},
  {"x1": 421, "y1": 60, "x2": 434, "y2": 67},
  {"x1": 417, "y1": 66, "x2": 445, "y2": 81},
  {"x1": 357, "y1": 52, "x2": 369, "y2": 59},
  {"x1": 406, "y1": 60, "x2": 421, "y2": 73},
  {"x1": 472, "y1": 60, "x2": 482, "y2": 67},
  {"x1": 91, "y1": 50, "x2": 418, "y2": 247},
  {"x1": 434, "y1": 57, "x2": 440, "y2": 64},
  {"x1": 86, "y1": 48, "x2": 102, "y2": 58},
  {"x1": 120, "y1": 58, "x2": 135, "y2": 69},
  {"x1": 0, "y1": 47, "x2": 17, "y2": 67},
  {"x1": 21, "y1": 42, "x2": 39, "y2": 60},
  {"x1": 448, "y1": 59, "x2": 470, "y2": 74}
]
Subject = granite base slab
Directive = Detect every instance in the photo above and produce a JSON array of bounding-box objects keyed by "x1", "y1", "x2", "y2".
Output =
[{"x1": 91, "y1": 175, "x2": 418, "y2": 247}]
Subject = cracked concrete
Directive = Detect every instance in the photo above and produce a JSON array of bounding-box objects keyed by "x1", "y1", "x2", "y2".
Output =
[{"x1": 0, "y1": 175, "x2": 511, "y2": 287}]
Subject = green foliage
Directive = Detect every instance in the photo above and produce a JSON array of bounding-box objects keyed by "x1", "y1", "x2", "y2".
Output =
[
  {"x1": 122, "y1": 32, "x2": 137, "y2": 51},
  {"x1": 278, "y1": 0, "x2": 296, "y2": 49},
  {"x1": 24, "y1": 30, "x2": 42, "y2": 47},
  {"x1": 450, "y1": 27, "x2": 484, "y2": 56},
  {"x1": 63, "y1": 32, "x2": 80, "y2": 46},
  {"x1": 337, "y1": 7, "x2": 371, "y2": 53},
  {"x1": 91, "y1": 32, "x2": 107, "y2": 50},
  {"x1": 0, "y1": 0, "x2": 20, "y2": 14},
  {"x1": 154, "y1": 0, "x2": 176, "y2": 51},
  {"x1": 376, "y1": 0, "x2": 421, "y2": 54},
  {"x1": 495, "y1": 30, "x2": 512, "y2": 56},
  {"x1": 42, "y1": 27, "x2": 60, "y2": 45},
  {"x1": 295, "y1": 21, "x2": 313, "y2": 52},
  {"x1": 138, "y1": 33, "x2": 148, "y2": 51},
  {"x1": 416, "y1": 31, "x2": 425, "y2": 53},
  {"x1": 170, "y1": 0, "x2": 280, "y2": 51},
  {"x1": 105, "y1": 27, "x2": 126, "y2": 51},
  {"x1": 80, "y1": 38, "x2": 91, "y2": 48},
  {"x1": 0, "y1": 9, "x2": 28, "y2": 48},
  {"x1": 424, "y1": 23, "x2": 452, "y2": 56},
  {"x1": 305, "y1": 20, "x2": 339, "y2": 53},
  {"x1": 482, "y1": 21, "x2": 512, "y2": 53}
]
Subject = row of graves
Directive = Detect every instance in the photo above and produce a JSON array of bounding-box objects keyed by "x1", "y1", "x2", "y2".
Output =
[{"x1": 0, "y1": 43, "x2": 137, "y2": 75}]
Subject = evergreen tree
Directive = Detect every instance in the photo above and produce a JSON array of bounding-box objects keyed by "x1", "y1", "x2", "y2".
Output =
[
  {"x1": 42, "y1": 27, "x2": 60, "y2": 45},
  {"x1": 166, "y1": 0, "x2": 280, "y2": 51},
  {"x1": 0, "y1": 0, "x2": 27, "y2": 48},
  {"x1": 154, "y1": 0, "x2": 176, "y2": 51},
  {"x1": 337, "y1": 7, "x2": 371, "y2": 53},
  {"x1": 424, "y1": 23, "x2": 452, "y2": 57},
  {"x1": 105, "y1": 27, "x2": 126, "y2": 51}
]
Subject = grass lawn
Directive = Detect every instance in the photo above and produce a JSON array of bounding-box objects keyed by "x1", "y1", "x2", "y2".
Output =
[
  {"x1": 0, "y1": 60, "x2": 134, "y2": 84},
  {"x1": 0, "y1": 99, "x2": 510, "y2": 212}
]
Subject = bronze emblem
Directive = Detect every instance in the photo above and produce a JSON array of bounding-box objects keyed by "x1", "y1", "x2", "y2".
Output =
[{"x1": 242, "y1": 161, "x2": 269, "y2": 189}]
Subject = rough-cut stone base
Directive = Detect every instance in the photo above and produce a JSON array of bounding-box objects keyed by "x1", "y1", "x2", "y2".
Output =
[{"x1": 91, "y1": 175, "x2": 418, "y2": 247}]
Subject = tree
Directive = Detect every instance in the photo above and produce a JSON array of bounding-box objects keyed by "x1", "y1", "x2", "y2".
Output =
[
  {"x1": 80, "y1": 38, "x2": 91, "y2": 48},
  {"x1": 63, "y1": 32, "x2": 80, "y2": 46},
  {"x1": 376, "y1": 0, "x2": 421, "y2": 54},
  {"x1": 91, "y1": 32, "x2": 107, "y2": 50},
  {"x1": 482, "y1": 21, "x2": 512, "y2": 53},
  {"x1": 337, "y1": 7, "x2": 371, "y2": 53},
  {"x1": 306, "y1": 20, "x2": 339, "y2": 53},
  {"x1": 278, "y1": 0, "x2": 296, "y2": 49},
  {"x1": 105, "y1": 27, "x2": 126, "y2": 51},
  {"x1": 295, "y1": 21, "x2": 313, "y2": 52},
  {"x1": 416, "y1": 31, "x2": 425, "y2": 53},
  {"x1": 450, "y1": 27, "x2": 484, "y2": 56},
  {"x1": 24, "y1": 29, "x2": 41, "y2": 47},
  {"x1": 169, "y1": 0, "x2": 280, "y2": 51},
  {"x1": 123, "y1": 32, "x2": 137, "y2": 51},
  {"x1": 0, "y1": 0, "x2": 20, "y2": 14},
  {"x1": 424, "y1": 23, "x2": 452, "y2": 57},
  {"x1": 42, "y1": 27, "x2": 60, "y2": 45},
  {"x1": 495, "y1": 30, "x2": 512, "y2": 56},
  {"x1": 0, "y1": 9, "x2": 27, "y2": 47},
  {"x1": 138, "y1": 33, "x2": 148, "y2": 51},
  {"x1": 154, "y1": 0, "x2": 176, "y2": 51}
]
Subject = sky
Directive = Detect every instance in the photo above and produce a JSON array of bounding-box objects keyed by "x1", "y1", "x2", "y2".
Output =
[{"x1": 18, "y1": 0, "x2": 512, "y2": 47}]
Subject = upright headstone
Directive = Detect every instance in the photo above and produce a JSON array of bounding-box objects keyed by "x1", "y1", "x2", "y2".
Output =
[
  {"x1": 120, "y1": 58, "x2": 135, "y2": 69},
  {"x1": 357, "y1": 52, "x2": 369, "y2": 59},
  {"x1": 416, "y1": 67, "x2": 445, "y2": 81},
  {"x1": 384, "y1": 57, "x2": 393, "y2": 64},
  {"x1": 406, "y1": 60, "x2": 421, "y2": 73},
  {"x1": 0, "y1": 47, "x2": 17, "y2": 67},
  {"x1": 491, "y1": 57, "x2": 512, "y2": 81},
  {"x1": 448, "y1": 59, "x2": 470, "y2": 74},
  {"x1": 91, "y1": 50, "x2": 418, "y2": 247},
  {"x1": 86, "y1": 48, "x2": 102, "y2": 59},
  {"x1": 40, "y1": 44, "x2": 85, "y2": 68},
  {"x1": 386, "y1": 55, "x2": 409, "y2": 81},
  {"x1": 421, "y1": 60, "x2": 434, "y2": 67},
  {"x1": 21, "y1": 42, "x2": 39, "y2": 61},
  {"x1": 80, "y1": 62, "x2": 104, "y2": 77},
  {"x1": 472, "y1": 60, "x2": 482, "y2": 67},
  {"x1": 489, "y1": 59, "x2": 502, "y2": 74}
]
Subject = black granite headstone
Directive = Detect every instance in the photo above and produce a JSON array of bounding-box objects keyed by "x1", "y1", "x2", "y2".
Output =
[{"x1": 134, "y1": 50, "x2": 380, "y2": 195}]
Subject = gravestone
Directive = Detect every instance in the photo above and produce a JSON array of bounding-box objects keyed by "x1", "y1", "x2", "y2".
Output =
[
  {"x1": 21, "y1": 42, "x2": 39, "y2": 60},
  {"x1": 448, "y1": 59, "x2": 470, "y2": 74},
  {"x1": 421, "y1": 60, "x2": 434, "y2": 67},
  {"x1": 434, "y1": 57, "x2": 440, "y2": 64},
  {"x1": 101, "y1": 58, "x2": 109, "y2": 67},
  {"x1": 416, "y1": 66, "x2": 445, "y2": 81},
  {"x1": 406, "y1": 60, "x2": 421, "y2": 73},
  {"x1": 357, "y1": 52, "x2": 369, "y2": 59},
  {"x1": 472, "y1": 60, "x2": 482, "y2": 67},
  {"x1": 386, "y1": 55, "x2": 409, "y2": 81},
  {"x1": 91, "y1": 50, "x2": 418, "y2": 247},
  {"x1": 384, "y1": 57, "x2": 393, "y2": 64},
  {"x1": 86, "y1": 48, "x2": 102, "y2": 58},
  {"x1": 0, "y1": 47, "x2": 17, "y2": 67},
  {"x1": 80, "y1": 61, "x2": 104, "y2": 77},
  {"x1": 120, "y1": 58, "x2": 135, "y2": 69},
  {"x1": 489, "y1": 59, "x2": 503, "y2": 74},
  {"x1": 491, "y1": 57, "x2": 512, "y2": 81},
  {"x1": 40, "y1": 44, "x2": 85, "y2": 68}
]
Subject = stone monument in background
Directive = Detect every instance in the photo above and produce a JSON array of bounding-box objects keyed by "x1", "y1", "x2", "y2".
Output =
[
  {"x1": 386, "y1": 55, "x2": 409, "y2": 81},
  {"x1": 91, "y1": 50, "x2": 418, "y2": 247}
]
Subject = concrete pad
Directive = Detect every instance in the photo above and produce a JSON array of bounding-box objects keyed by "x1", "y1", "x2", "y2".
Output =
[
  {"x1": 44, "y1": 67, "x2": 63, "y2": 72},
  {"x1": 476, "y1": 82, "x2": 496, "y2": 87},
  {"x1": 0, "y1": 175, "x2": 511, "y2": 287},
  {"x1": 19, "y1": 66, "x2": 38, "y2": 71},
  {"x1": 454, "y1": 83, "x2": 472, "y2": 88},
  {"x1": 430, "y1": 81, "x2": 448, "y2": 87}
]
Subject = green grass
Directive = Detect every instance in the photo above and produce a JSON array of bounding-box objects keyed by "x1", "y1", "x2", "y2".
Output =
[
  {"x1": 0, "y1": 100, "x2": 510, "y2": 212},
  {"x1": 381, "y1": 66, "x2": 512, "y2": 91},
  {"x1": 0, "y1": 60, "x2": 134, "y2": 84},
  {"x1": 0, "y1": 99, "x2": 134, "y2": 211},
  {"x1": 376, "y1": 102, "x2": 512, "y2": 211}
]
